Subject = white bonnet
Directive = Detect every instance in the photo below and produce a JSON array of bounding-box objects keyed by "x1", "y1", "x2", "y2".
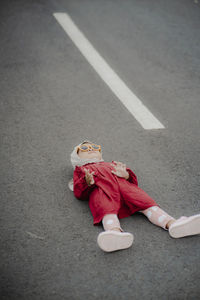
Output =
[
  {"x1": 70, "y1": 140, "x2": 104, "y2": 170},
  {"x1": 69, "y1": 140, "x2": 104, "y2": 191}
]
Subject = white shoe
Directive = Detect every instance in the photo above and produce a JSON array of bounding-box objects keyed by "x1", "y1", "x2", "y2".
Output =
[
  {"x1": 97, "y1": 230, "x2": 134, "y2": 252},
  {"x1": 169, "y1": 214, "x2": 200, "y2": 238}
]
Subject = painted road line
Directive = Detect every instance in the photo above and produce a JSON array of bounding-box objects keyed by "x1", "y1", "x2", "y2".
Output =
[{"x1": 53, "y1": 12, "x2": 165, "y2": 130}]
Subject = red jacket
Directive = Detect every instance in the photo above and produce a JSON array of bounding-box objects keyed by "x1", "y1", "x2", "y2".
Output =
[{"x1": 73, "y1": 161, "x2": 157, "y2": 224}]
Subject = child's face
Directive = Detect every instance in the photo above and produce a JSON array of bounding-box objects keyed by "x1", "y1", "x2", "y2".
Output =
[{"x1": 77, "y1": 143, "x2": 102, "y2": 160}]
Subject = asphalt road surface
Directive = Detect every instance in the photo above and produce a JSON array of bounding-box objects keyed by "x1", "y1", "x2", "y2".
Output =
[{"x1": 0, "y1": 0, "x2": 200, "y2": 299}]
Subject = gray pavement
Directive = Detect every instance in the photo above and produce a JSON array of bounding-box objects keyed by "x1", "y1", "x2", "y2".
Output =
[{"x1": 0, "y1": 0, "x2": 200, "y2": 299}]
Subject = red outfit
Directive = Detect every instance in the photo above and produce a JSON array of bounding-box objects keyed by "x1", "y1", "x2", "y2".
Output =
[{"x1": 73, "y1": 161, "x2": 158, "y2": 225}]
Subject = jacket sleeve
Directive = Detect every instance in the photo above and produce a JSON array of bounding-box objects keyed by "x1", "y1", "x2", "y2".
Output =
[
  {"x1": 126, "y1": 167, "x2": 138, "y2": 186},
  {"x1": 73, "y1": 166, "x2": 95, "y2": 200}
]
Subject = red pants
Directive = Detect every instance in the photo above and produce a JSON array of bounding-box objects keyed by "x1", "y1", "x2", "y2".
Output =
[{"x1": 89, "y1": 180, "x2": 158, "y2": 224}]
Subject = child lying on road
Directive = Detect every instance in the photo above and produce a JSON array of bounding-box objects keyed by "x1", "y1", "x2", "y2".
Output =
[{"x1": 70, "y1": 140, "x2": 200, "y2": 252}]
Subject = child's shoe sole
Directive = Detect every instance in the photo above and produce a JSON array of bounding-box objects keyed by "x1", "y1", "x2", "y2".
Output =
[
  {"x1": 97, "y1": 231, "x2": 134, "y2": 252},
  {"x1": 169, "y1": 214, "x2": 200, "y2": 238}
]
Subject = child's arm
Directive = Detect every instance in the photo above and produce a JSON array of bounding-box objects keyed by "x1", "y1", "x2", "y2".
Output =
[
  {"x1": 73, "y1": 166, "x2": 95, "y2": 200},
  {"x1": 111, "y1": 161, "x2": 138, "y2": 185},
  {"x1": 126, "y1": 167, "x2": 138, "y2": 185}
]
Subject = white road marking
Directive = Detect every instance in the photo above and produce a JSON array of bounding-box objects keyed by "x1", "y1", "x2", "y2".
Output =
[
  {"x1": 53, "y1": 12, "x2": 165, "y2": 130},
  {"x1": 26, "y1": 231, "x2": 45, "y2": 240}
]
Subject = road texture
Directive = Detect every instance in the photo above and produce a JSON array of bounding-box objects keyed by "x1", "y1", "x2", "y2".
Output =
[{"x1": 0, "y1": 0, "x2": 200, "y2": 299}]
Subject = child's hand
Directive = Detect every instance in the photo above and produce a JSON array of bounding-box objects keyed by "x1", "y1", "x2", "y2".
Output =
[
  {"x1": 84, "y1": 168, "x2": 95, "y2": 186},
  {"x1": 111, "y1": 161, "x2": 129, "y2": 180}
]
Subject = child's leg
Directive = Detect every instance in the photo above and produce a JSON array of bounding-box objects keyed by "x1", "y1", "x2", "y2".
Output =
[
  {"x1": 97, "y1": 214, "x2": 134, "y2": 252},
  {"x1": 102, "y1": 214, "x2": 123, "y2": 232},
  {"x1": 141, "y1": 206, "x2": 200, "y2": 238},
  {"x1": 140, "y1": 206, "x2": 175, "y2": 230}
]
